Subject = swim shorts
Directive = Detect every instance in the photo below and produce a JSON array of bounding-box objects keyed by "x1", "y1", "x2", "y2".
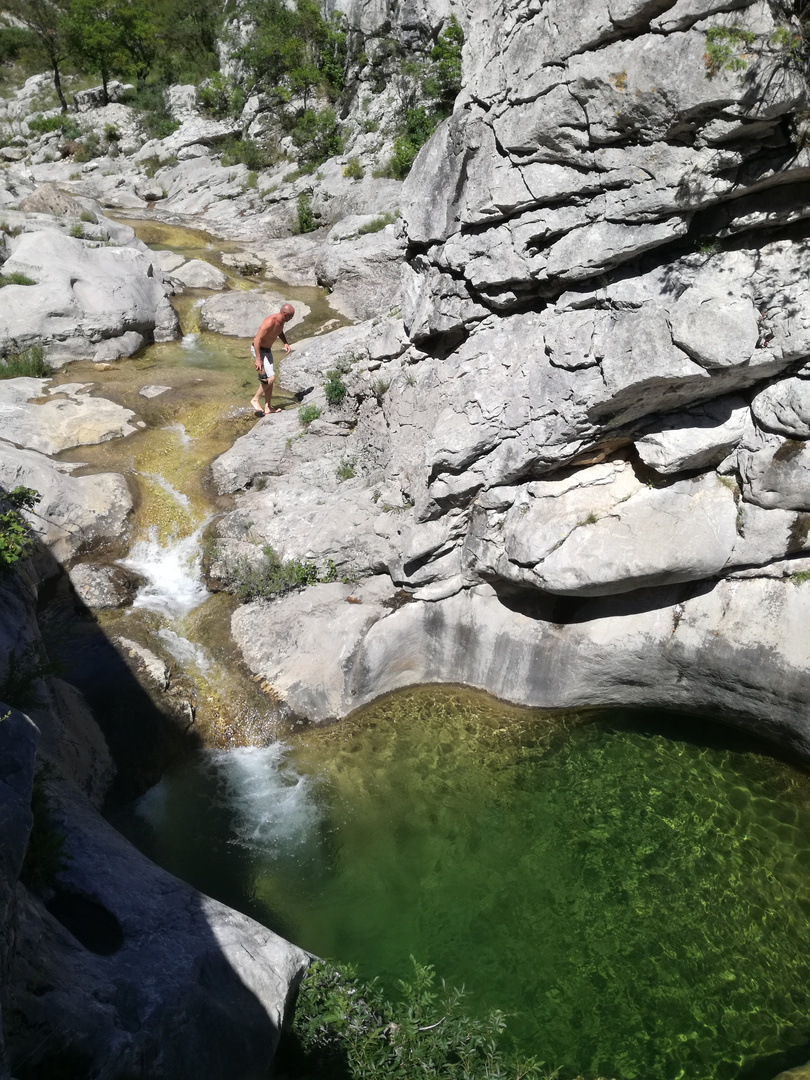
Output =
[{"x1": 251, "y1": 344, "x2": 274, "y2": 383}]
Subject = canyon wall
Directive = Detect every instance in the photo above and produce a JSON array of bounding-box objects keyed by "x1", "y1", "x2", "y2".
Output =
[{"x1": 216, "y1": 0, "x2": 810, "y2": 751}]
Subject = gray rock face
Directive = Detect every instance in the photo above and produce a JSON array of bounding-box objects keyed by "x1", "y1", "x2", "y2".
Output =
[
  {"x1": 230, "y1": 576, "x2": 810, "y2": 756},
  {"x1": 316, "y1": 221, "x2": 405, "y2": 319},
  {"x1": 211, "y1": 0, "x2": 810, "y2": 740},
  {"x1": 0, "y1": 705, "x2": 37, "y2": 1075},
  {"x1": 8, "y1": 777, "x2": 309, "y2": 1080},
  {"x1": 1, "y1": 231, "x2": 178, "y2": 364}
]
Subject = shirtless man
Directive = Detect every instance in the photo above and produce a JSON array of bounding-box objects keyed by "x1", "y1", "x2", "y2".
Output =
[{"x1": 250, "y1": 302, "x2": 295, "y2": 415}]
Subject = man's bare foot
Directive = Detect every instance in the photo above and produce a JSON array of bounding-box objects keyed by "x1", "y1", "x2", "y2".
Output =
[
  {"x1": 250, "y1": 398, "x2": 263, "y2": 415},
  {"x1": 263, "y1": 406, "x2": 282, "y2": 414}
]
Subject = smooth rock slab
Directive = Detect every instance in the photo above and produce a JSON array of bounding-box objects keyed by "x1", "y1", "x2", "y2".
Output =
[
  {"x1": 8, "y1": 779, "x2": 309, "y2": 1080},
  {"x1": 198, "y1": 291, "x2": 309, "y2": 337},
  {"x1": 0, "y1": 231, "x2": 178, "y2": 362},
  {"x1": 0, "y1": 380, "x2": 137, "y2": 454},
  {"x1": 231, "y1": 577, "x2": 810, "y2": 758},
  {"x1": 497, "y1": 463, "x2": 739, "y2": 595},
  {"x1": 232, "y1": 576, "x2": 398, "y2": 723}
]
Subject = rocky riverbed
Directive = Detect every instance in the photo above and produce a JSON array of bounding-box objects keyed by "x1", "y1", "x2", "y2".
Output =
[{"x1": 3, "y1": 0, "x2": 810, "y2": 1074}]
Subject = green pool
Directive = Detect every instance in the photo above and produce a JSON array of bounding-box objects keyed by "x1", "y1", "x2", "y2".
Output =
[{"x1": 116, "y1": 687, "x2": 810, "y2": 1080}]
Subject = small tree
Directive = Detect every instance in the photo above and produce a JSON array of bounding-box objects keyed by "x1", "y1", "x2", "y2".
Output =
[
  {"x1": 65, "y1": 0, "x2": 129, "y2": 104},
  {"x1": 5, "y1": 0, "x2": 70, "y2": 111}
]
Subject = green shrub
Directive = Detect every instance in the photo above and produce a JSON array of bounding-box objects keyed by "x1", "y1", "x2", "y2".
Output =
[
  {"x1": 73, "y1": 132, "x2": 101, "y2": 162},
  {"x1": 385, "y1": 106, "x2": 438, "y2": 179},
  {"x1": 281, "y1": 958, "x2": 548, "y2": 1080},
  {"x1": 0, "y1": 26, "x2": 36, "y2": 65},
  {"x1": 423, "y1": 15, "x2": 464, "y2": 114},
  {"x1": 358, "y1": 211, "x2": 397, "y2": 235},
  {"x1": 299, "y1": 403, "x2": 321, "y2": 426},
  {"x1": 126, "y1": 83, "x2": 180, "y2": 139},
  {"x1": 324, "y1": 369, "x2": 347, "y2": 406},
  {"x1": 0, "y1": 344, "x2": 50, "y2": 378},
  {"x1": 27, "y1": 113, "x2": 81, "y2": 139},
  {"x1": 297, "y1": 192, "x2": 316, "y2": 233},
  {"x1": 0, "y1": 272, "x2": 35, "y2": 287},
  {"x1": 0, "y1": 487, "x2": 40, "y2": 571},
  {"x1": 224, "y1": 544, "x2": 335, "y2": 602},
  {"x1": 198, "y1": 73, "x2": 245, "y2": 118},
  {"x1": 336, "y1": 459, "x2": 355, "y2": 481},
  {"x1": 69, "y1": 223, "x2": 84, "y2": 239},
  {"x1": 290, "y1": 106, "x2": 343, "y2": 168},
  {"x1": 703, "y1": 25, "x2": 755, "y2": 78},
  {"x1": 27, "y1": 114, "x2": 63, "y2": 134},
  {"x1": 220, "y1": 137, "x2": 276, "y2": 170},
  {"x1": 79, "y1": 210, "x2": 95, "y2": 223},
  {"x1": 343, "y1": 155, "x2": 364, "y2": 180},
  {"x1": 103, "y1": 122, "x2": 120, "y2": 142}
]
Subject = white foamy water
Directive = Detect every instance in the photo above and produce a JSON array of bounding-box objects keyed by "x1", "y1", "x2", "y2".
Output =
[
  {"x1": 213, "y1": 745, "x2": 320, "y2": 852},
  {"x1": 140, "y1": 472, "x2": 191, "y2": 509},
  {"x1": 181, "y1": 332, "x2": 200, "y2": 350},
  {"x1": 119, "y1": 523, "x2": 210, "y2": 616},
  {"x1": 157, "y1": 628, "x2": 211, "y2": 672},
  {"x1": 135, "y1": 744, "x2": 320, "y2": 856}
]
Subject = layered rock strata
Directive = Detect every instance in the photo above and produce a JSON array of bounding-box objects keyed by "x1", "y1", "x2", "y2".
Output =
[{"x1": 214, "y1": 0, "x2": 810, "y2": 752}]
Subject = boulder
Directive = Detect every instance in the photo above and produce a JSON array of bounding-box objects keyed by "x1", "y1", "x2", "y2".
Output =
[
  {"x1": 198, "y1": 291, "x2": 309, "y2": 336},
  {"x1": 0, "y1": 231, "x2": 178, "y2": 363},
  {"x1": 68, "y1": 563, "x2": 142, "y2": 609},
  {"x1": 751, "y1": 376, "x2": 810, "y2": 439},
  {"x1": 0, "y1": 442, "x2": 132, "y2": 563},
  {"x1": 635, "y1": 396, "x2": 749, "y2": 475},
  {"x1": 169, "y1": 259, "x2": 227, "y2": 290},
  {"x1": 73, "y1": 81, "x2": 133, "y2": 111},
  {"x1": 0, "y1": 380, "x2": 138, "y2": 455},
  {"x1": 18, "y1": 184, "x2": 86, "y2": 217},
  {"x1": 7, "y1": 777, "x2": 309, "y2": 1080}
]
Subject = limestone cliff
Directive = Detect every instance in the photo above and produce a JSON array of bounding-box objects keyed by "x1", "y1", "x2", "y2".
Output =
[{"x1": 215, "y1": 0, "x2": 810, "y2": 751}]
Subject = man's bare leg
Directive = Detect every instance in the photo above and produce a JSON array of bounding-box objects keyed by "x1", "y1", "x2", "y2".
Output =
[
  {"x1": 250, "y1": 383, "x2": 264, "y2": 413},
  {"x1": 262, "y1": 376, "x2": 280, "y2": 414}
]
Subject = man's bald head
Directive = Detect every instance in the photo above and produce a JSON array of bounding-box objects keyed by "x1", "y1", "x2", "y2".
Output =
[{"x1": 281, "y1": 303, "x2": 295, "y2": 320}]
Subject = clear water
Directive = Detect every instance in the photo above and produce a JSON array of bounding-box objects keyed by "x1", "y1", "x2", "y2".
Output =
[{"x1": 115, "y1": 689, "x2": 810, "y2": 1080}]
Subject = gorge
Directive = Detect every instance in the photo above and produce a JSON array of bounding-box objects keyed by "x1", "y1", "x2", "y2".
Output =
[{"x1": 2, "y1": 0, "x2": 810, "y2": 1075}]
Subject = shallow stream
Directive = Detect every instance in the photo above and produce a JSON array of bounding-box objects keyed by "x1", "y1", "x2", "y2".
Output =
[{"x1": 52, "y1": 221, "x2": 810, "y2": 1080}]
